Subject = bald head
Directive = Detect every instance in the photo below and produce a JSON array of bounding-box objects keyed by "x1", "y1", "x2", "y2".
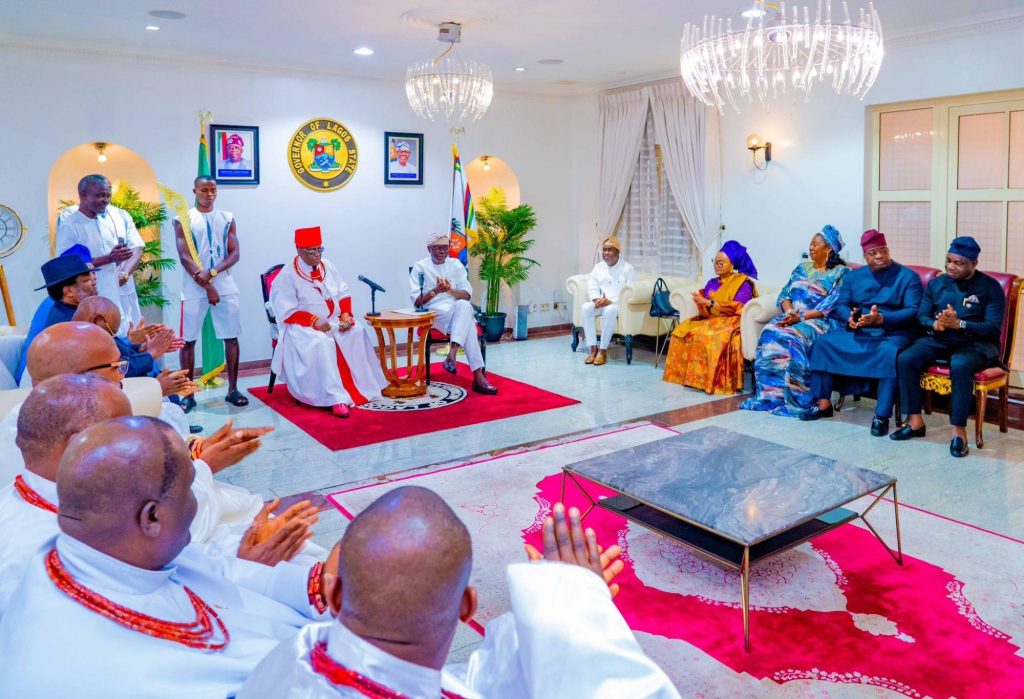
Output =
[
  {"x1": 17, "y1": 374, "x2": 132, "y2": 480},
  {"x1": 72, "y1": 295, "x2": 121, "y2": 334},
  {"x1": 57, "y1": 416, "x2": 196, "y2": 570},
  {"x1": 338, "y1": 486, "x2": 473, "y2": 662},
  {"x1": 26, "y1": 321, "x2": 121, "y2": 383}
]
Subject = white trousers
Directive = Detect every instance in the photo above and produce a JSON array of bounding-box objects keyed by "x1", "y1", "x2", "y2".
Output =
[
  {"x1": 582, "y1": 302, "x2": 619, "y2": 350},
  {"x1": 433, "y1": 299, "x2": 484, "y2": 371}
]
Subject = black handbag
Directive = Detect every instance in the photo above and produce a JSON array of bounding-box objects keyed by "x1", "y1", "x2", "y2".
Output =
[{"x1": 649, "y1": 277, "x2": 677, "y2": 318}]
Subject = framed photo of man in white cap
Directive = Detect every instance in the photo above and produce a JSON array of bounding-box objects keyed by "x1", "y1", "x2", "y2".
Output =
[
  {"x1": 210, "y1": 124, "x2": 260, "y2": 185},
  {"x1": 384, "y1": 132, "x2": 423, "y2": 185}
]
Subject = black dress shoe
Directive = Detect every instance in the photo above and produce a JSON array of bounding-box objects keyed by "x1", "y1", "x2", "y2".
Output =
[
  {"x1": 950, "y1": 437, "x2": 970, "y2": 458},
  {"x1": 870, "y1": 416, "x2": 890, "y2": 437},
  {"x1": 799, "y1": 405, "x2": 834, "y2": 421},
  {"x1": 181, "y1": 395, "x2": 197, "y2": 413},
  {"x1": 890, "y1": 424, "x2": 926, "y2": 441}
]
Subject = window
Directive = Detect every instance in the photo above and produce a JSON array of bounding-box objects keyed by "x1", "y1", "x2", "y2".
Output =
[
  {"x1": 614, "y1": 110, "x2": 696, "y2": 278},
  {"x1": 869, "y1": 89, "x2": 1024, "y2": 387}
]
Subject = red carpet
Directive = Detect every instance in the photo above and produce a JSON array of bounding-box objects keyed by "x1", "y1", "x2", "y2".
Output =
[{"x1": 247, "y1": 363, "x2": 579, "y2": 451}]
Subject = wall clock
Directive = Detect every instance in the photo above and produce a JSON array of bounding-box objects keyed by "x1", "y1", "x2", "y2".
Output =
[{"x1": 0, "y1": 204, "x2": 26, "y2": 259}]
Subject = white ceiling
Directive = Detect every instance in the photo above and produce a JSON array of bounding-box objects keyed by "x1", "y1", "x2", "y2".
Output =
[{"x1": 2, "y1": 0, "x2": 1022, "y2": 94}]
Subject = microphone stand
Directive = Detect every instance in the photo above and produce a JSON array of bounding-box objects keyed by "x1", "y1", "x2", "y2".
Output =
[
  {"x1": 367, "y1": 287, "x2": 380, "y2": 317},
  {"x1": 415, "y1": 272, "x2": 428, "y2": 313}
]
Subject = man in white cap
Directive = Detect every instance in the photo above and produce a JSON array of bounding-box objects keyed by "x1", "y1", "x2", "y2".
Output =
[
  {"x1": 410, "y1": 233, "x2": 498, "y2": 395},
  {"x1": 270, "y1": 226, "x2": 388, "y2": 418},
  {"x1": 581, "y1": 235, "x2": 636, "y2": 365},
  {"x1": 389, "y1": 141, "x2": 418, "y2": 179}
]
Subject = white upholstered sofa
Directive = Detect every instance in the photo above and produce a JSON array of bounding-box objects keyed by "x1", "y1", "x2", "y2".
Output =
[{"x1": 566, "y1": 273, "x2": 696, "y2": 364}]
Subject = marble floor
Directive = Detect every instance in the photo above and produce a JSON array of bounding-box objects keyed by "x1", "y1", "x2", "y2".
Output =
[{"x1": 191, "y1": 334, "x2": 1024, "y2": 549}]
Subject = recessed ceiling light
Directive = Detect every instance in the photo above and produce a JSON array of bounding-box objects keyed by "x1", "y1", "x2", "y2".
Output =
[
  {"x1": 353, "y1": 47, "x2": 374, "y2": 56},
  {"x1": 537, "y1": 58, "x2": 564, "y2": 65},
  {"x1": 741, "y1": 7, "x2": 766, "y2": 18},
  {"x1": 514, "y1": 66, "x2": 526, "y2": 72},
  {"x1": 148, "y1": 10, "x2": 186, "y2": 20},
  {"x1": 146, "y1": 25, "x2": 160, "y2": 31}
]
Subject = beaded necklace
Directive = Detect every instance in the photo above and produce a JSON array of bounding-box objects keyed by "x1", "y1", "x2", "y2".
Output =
[
  {"x1": 14, "y1": 475, "x2": 58, "y2": 513},
  {"x1": 45, "y1": 548, "x2": 230, "y2": 651},
  {"x1": 309, "y1": 642, "x2": 466, "y2": 699},
  {"x1": 294, "y1": 257, "x2": 325, "y2": 283}
]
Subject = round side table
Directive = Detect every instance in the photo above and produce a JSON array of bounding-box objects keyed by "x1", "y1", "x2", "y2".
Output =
[{"x1": 365, "y1": 311, "x2": 437, "y2": 398}]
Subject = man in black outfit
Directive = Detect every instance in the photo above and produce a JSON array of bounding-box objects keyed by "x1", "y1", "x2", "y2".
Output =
[{"x1": 890, "y1": 236, "x2": 1005, "y2": 457}]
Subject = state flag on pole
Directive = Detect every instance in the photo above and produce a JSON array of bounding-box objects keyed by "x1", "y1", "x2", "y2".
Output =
[
  {"x1": 449, "y1": 144, "x2": 474, "y2": 266},
  {"x1": 196, "y1": 130, "x2": 225, "y2": 383}
]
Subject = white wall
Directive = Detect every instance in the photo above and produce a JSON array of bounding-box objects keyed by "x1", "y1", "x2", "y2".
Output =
[
  {"x1": 0, "y1": 45, "x2": 591, "y2": 364},
  {"x1": 717, "y1": 23, "x2": 1024, "y2": 290}
]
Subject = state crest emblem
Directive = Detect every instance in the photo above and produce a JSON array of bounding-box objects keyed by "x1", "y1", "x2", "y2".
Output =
[{"x1": 288, "y1": 118, "x2": 358, "y2": 192}]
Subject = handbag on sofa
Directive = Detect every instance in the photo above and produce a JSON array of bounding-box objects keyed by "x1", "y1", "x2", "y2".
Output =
[{"x1": 649, "y1": 277, "x2": 677, "y2": 318}]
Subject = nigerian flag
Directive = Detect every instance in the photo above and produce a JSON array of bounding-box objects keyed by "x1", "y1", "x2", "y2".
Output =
[{"x1": 196, "y1": 133, "x2": 225, "y2": 382}]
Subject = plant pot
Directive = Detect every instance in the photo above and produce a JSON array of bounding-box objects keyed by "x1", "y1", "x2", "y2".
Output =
[{"x1": 482, "y1": 313, "x2": 507, "y2": 343}]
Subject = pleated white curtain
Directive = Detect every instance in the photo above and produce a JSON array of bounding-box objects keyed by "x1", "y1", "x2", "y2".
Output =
[
  {"x1": 596, "y1": 88, "x2": 650, "y2": 238},
  {"x1": 649, "y1": 82, "x2": 722, "y2": 256}
]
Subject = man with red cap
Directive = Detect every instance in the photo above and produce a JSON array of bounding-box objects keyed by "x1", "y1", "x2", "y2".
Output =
[
  {"x1": 270, "y1": 227, "x2": 387, "y2": 417},
  {"x1": 801, "y1": 229, "x2": 923, "y2": 436}
]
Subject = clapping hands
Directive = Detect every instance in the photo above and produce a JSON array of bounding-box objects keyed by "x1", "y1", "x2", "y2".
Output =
[
  {"x1": 934, "y1": 304, "x2": 960, "y2": 331},
  {"x1": 849, "y1": 304, "x2": 883, "y2": 329},
  {"x1": 237, "y1": 498, "x2": 318, "y2": 566},
  {"x1": 195, "y1": 419, "x2": 275, "y2": 473}
]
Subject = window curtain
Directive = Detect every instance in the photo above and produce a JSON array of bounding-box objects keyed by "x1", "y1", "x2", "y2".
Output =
[
  {"x1": 596, "y1": 89, "x2": 651, "y2": 239},
  {"x1": 649, "y1": 82, "x2": 722, "y2": 257}
]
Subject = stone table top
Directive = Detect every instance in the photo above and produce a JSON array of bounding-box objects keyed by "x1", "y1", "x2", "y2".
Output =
[{"x1": 566, "y1": 426, "x2": 894, "y2": 546}]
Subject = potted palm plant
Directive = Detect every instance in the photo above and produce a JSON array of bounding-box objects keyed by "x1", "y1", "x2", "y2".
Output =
[{"x1": 470, "y1": 188, "x2": 539, "y2": 342}]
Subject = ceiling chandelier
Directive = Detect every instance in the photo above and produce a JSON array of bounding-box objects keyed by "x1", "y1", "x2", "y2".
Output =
[
  {"x1": 406, "y1": 22, "x2": 494, "y2": 126},
  {"x1": 680, "y1": 1, "x2": 884, "y2": 114}
]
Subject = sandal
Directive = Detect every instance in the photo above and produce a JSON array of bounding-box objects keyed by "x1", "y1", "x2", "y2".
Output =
[
  {"x1": 443, "y1": 357, "x2": 458, "y2": 375},
  {"x1": 225, "y1": 390, "x2": 249, "y2": 407}
]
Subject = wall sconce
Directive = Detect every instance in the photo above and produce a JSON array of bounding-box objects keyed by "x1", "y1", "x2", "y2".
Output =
[
  {"x1": 481, "y1": 155, "x2": 491, "y2": 171},
  {"x1": 94, "y1": 142, "x2": 108, "y2": 163},
  {"x1": 746, "y1": 134, "x2": 771, "y2": 171}
]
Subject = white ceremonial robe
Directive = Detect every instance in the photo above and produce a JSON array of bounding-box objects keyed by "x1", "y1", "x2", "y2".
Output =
[
  {"x1": 270, "y1": 259, "x2": 387, "y2": 408},
  {"x1": 56, "y1": 205, "x2": 145, "y2": 334},
  {"x1": 409, "y1": 256, "x2": 484, "y2": 371},
  {"x1": 0, "y1": 469, "x2": 58, "y2": 617},
  {"x1": 582, "y1": 259, "x2": 637, "y2": 349},
  {"x1": 0, "y1": 534, "x2": 317, "y2": 698},
  {"x1": 238, "y1": 562, "x2": 679, "y2": 699}
]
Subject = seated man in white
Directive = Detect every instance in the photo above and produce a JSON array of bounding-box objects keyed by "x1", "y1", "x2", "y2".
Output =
[
  {"x1": 239, "y1": 487, "x2": 679, "y2": 698},
  {"x1": 0, "y1": 416, "x2": 336, "y2": 698},
  {"x1": 582, "y1": 235, "x2": 636, "y2": 366},
  {"x1": 270, "y1": 226, "x2": 388, "y2": 418},
  {"x1": 0, "y1": 374, "x2": 321, "y2": 617},
  {"x1": 409, "y1": 232, "x2": 498, "y2": 395}
]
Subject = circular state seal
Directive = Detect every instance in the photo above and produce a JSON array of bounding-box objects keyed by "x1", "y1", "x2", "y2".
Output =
[{"x1": 288, "y1": 118, "x2": 358, "y2": 192}]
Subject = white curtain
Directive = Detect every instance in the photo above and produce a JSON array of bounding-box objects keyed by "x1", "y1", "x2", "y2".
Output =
[
  {"x1": 597, "y1": 89, "x2": 650, "y2": 239},
  {"x1": 649, "y1": 82, "x2": 721, "y2": 256}
]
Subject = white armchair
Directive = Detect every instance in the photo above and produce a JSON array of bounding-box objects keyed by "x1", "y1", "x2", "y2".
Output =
[
  {"x1": 739, "y1": 286, "x2": 781, "y2": 387},
  {"x1": 566, "y1": 273, "x2": 696, "y2": 364}
]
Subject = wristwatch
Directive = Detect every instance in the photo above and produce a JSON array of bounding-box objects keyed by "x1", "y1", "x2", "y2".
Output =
[
  {"x1": 209, "y1": 268, "x2": 219, "y2": 278},
  {"x1": 958, "y1": 319, "x2": 967, "y2": 330}
]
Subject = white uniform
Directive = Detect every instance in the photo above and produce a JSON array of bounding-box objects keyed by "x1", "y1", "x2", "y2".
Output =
[
  {"x1": 238, "y1": 562, "x2": 680, "y2": 699},
  {"x1": 0, "y1": 534, "x2": 318, "y2": 698},
  {"x1": 582, "y1": 259, "x2": 637, "y2": 350},
  {"x1": 56, "y1": 205, "x2": 145, "y2": 333},
  {"x1": 270, "y1": 259, "x2": 387, "y2": 408},
  {"x1": 175, "y1": 207, "x2": 242, "y2": 341},
  {"x1": 409, "y1": 257, "x2": 484, "y2": 371}
]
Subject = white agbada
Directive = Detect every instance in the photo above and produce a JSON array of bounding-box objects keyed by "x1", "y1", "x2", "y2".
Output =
[
  {"x1": 270, "y1": 258, "x2": 387, "y2": 408},
  {"x1": 0, "y1": 534, "x2": 318, "y2": 698},
  {"x1": 0, "y1": 469, "x2": 58, "y2": 615},
  {"x1": 582, "y1": 258, "x2": 637, "y2": 350},
  {"x1": 56, "y1": 205, "x2": 145, "y2": 333},
  {"x1": 238, "y1": 562, "x2": 680, "y2": 699},
  {"x1": 177, "y1": 208, "x2": 240, "y2": 299},
  {"x1": 409, "y1": 256, "x2": 484, "y2": 371}
]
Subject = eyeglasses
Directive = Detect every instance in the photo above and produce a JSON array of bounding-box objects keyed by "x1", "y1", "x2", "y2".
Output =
[
  {"x1": 83, "y1": 359, "x2": 129, "y2": 375},
  {"x1": 427, "y1": 244, "x2": 449, "y2": 252},
  {"x1": 99, "y1": 319, "x2": 116, "y2": 337},
  {"x1": 299, "y1": 247, "x2": 325, "y2": 254}
]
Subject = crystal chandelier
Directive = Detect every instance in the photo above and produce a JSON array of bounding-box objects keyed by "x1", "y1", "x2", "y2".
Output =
[
  {"x1": 406, "y1": 22, "x2": 494, "y2": 126},
  {"x1": 680, "y1": 1, "x2": 884, "y2": 114}
]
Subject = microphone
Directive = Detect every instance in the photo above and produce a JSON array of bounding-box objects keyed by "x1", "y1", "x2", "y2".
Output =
[
  {"x1": 357, "y1": 275, "x2": 386, "y2": 293},
  {"x1": 416, "y1": 271, "x2": 428, "y2": 313}
]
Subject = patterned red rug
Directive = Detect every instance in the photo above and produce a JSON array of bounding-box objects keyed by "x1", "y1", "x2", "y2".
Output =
[
  {"x1": 247, "y1": 362, "x2": 579, "y2": 451},
  {"x1": 326, "y1": 424, "x2": 1024, "y2": 698}
]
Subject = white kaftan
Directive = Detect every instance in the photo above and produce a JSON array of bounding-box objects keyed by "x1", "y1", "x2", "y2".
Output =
[
  {"x1": 238, "y1": 562, "x2": 679, "y2": 699},
  {"x1": 409, "y1": 256, "x2": 484, "y2": 371},
  {"x1": 270, "y1": 258, "x2": 387, "y2": 408},
  {"x1": 0, "y1": 534, "x2": 318, "y2": 698},
  {"x1": 176, "y1": 207, "x2": 242, "y2": 341},
  {"x1": 582, "y1": 259, "x2": 637, "y2": 348},
  {"x1": 56, "y1": 205, "x2": 145, "y2": 333}
]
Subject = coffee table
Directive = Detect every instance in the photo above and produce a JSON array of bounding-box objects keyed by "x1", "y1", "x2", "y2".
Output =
[
  {"x1": 364, "y1": 311, "x2": 437, "y2": 398},
  {"x1": 563, "y1": 425, "x2": 902, "y2": 651}
]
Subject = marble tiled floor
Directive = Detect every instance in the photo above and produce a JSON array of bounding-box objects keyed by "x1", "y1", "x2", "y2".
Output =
[{"x1": 190, "y1": 334, "x2": 1024, "y2": 548}]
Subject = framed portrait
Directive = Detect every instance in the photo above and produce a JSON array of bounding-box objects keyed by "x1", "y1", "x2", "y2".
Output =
[
  {"x1": 384, "y1": 132, "x2": 423, "y2": 186},
  {"x1": 210, "y1": 124, "x2": 260, "y2": 185}
]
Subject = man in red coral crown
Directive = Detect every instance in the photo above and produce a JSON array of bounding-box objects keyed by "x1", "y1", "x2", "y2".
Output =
[{"x1": 270, "y1": 226, "x2": 388, "y2": 418}]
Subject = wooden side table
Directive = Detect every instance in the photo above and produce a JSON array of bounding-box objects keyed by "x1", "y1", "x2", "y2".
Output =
[{"x1": 365, "y1": 311, "x2": 437, "y2": 398}]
